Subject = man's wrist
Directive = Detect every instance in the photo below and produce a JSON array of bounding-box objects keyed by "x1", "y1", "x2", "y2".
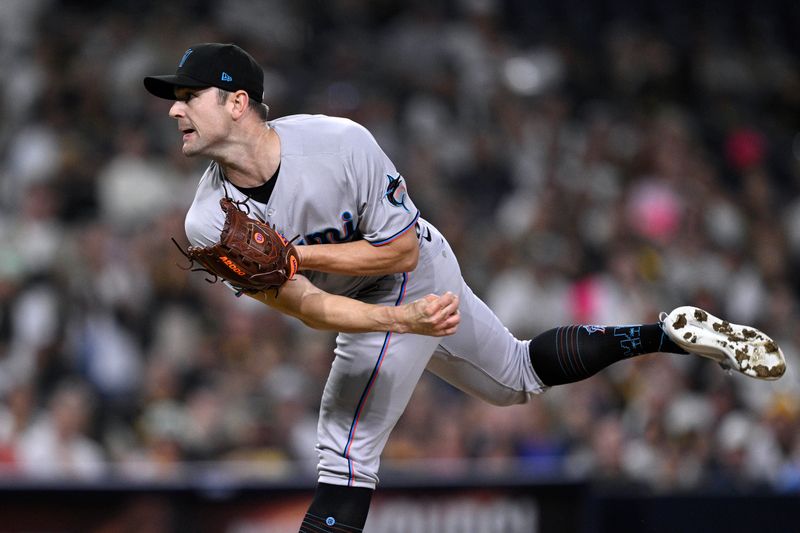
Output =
[
  {"x1": 295, "y1": 245, "x2": 307, "y2": 269},
  {"x1": 379, "y1": 304, "x2": 407, "y2": 333}
]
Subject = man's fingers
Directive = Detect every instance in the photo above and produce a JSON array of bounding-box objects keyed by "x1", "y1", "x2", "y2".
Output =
[
  {"x1": 423, "y1": 292, "x2": 458, "y2": 319},
  {"x1": 429, "y1": 293, "x2": 460, "y2": 335},
  {"x1": 434, "y1": 293, "x2": 459, "y2": 321},
  {"x1": 405, "y1": 292, "x2": 460, "y2": 336},
  {"x1": 441, "y1": 311, "x2": 460, "y2": 329},
  {"x1": 437, "y1": 313, "x2": 460, "y2": 336},
  {"x1": 442, "y1": 293, "x2": 459, "y2": 316}
]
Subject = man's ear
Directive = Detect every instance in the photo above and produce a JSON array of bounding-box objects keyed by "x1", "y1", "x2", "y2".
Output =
[{"x1": 230, "y1": 90, "x2": 249, "y2": 120}]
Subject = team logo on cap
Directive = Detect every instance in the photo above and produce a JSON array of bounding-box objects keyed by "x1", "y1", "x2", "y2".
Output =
[{"x1": 179, "y1": 48, "x2": 193, "y2": 67}]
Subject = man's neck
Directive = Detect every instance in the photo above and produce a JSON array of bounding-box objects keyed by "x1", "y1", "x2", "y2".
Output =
[{"x1": 218, "y1": 125, "x2": 279, "y2": 188}]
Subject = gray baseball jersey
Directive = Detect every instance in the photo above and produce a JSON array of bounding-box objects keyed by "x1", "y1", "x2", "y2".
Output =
[{"x1": 185, "y1": 114, "x2": 545, "y2": 488}]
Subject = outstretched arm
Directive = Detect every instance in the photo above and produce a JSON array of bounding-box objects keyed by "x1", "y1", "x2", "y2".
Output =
[{"x1": 247, "y1": 274, "x2": 459, "y2": 336}]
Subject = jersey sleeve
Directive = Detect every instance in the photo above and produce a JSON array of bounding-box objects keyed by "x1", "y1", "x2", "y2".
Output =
[{"x1": 347, "y1": 124, "x2": 419, "y2": 246}]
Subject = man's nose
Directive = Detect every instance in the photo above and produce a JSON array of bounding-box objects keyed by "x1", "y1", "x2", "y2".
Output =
[{"x1": 169, "y1": 101, "x2": 184, "y2": 118}]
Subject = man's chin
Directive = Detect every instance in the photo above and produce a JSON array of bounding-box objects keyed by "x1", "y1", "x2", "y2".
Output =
[{"x1": 181, "y1": 144, "x2": 200, "y2": 157}]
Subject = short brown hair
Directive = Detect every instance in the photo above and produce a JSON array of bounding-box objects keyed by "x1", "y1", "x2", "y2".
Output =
[{"x1": 217, "y1": 88, "x2": 269, "y2": 121}]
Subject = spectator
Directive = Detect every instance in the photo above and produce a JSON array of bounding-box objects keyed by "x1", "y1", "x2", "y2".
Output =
[{"x1": 15, "y1": 379, "x2": 106, "y2": 479}]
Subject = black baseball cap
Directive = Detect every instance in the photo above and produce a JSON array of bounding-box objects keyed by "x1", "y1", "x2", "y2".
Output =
[{"x1": 144, "y1": 43, "x2": 264, "y2": 103}]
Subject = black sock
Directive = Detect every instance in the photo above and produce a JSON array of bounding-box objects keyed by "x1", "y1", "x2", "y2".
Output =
[
  {"x1": 299, "y1": 483, "x2": 373, "y2": 533},
  {"x1": 529, "y1": 323, "x2": 687, "y2": 386}
]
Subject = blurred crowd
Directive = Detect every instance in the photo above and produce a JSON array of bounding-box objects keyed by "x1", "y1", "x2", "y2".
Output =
[{"x1": 1, "y1": 0, "x2": 800, "y2": 493}]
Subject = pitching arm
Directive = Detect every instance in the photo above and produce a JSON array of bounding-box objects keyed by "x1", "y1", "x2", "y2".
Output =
[{"x1": 247, "y1": 273, "x2": 459, "y2": 336}]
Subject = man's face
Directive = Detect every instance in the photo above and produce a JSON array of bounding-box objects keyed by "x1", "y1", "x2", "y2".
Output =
[{"x1": 169, "y1": 87, "x2": 230, "y2": 157}]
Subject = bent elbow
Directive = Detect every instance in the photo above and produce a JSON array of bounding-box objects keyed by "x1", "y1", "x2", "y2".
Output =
[
  {"x1": 373, "y1": 229, "x2": 419, "y2": 273},
  {"x1": 396, "y1": 243, "x2": 419, "y2": 272},
  {"x1": 399, "y1": 254, "x2": 419, "y2": 272}
]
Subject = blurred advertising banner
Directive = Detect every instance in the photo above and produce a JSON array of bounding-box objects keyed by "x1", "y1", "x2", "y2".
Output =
[{"x1": 3, "y1": 478, "x2": 796, "y2": 532}]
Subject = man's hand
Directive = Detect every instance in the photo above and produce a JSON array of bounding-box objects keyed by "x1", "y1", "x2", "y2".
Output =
[{"x1": 397, "y1": 292, "x2": 460, "y2": 337}]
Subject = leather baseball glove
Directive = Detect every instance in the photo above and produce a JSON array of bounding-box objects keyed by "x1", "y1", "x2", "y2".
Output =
[{"x1": 174, "y1": 198, "x2": 299, "y2": 293}]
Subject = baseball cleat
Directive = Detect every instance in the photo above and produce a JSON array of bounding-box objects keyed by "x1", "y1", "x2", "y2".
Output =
[{"x1": 660, "y1": 306, "x2": 786, "y2": 380}]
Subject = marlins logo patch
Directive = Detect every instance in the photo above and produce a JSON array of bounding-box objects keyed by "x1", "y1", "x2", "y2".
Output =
[{"x1": 385, "y1": 174, "x2": 410, "y2": 212}]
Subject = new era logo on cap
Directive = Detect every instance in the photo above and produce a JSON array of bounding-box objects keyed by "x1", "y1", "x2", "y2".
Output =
[{"x1": 221, "y1": 72, "x2": 233, "y2": 82}]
